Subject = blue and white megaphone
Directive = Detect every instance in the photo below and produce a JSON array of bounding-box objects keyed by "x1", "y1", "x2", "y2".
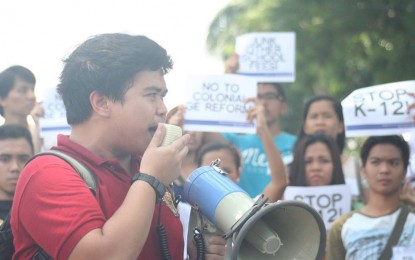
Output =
[{"x1": 183, "y1": 160, "x2": 326, "y2": 260}]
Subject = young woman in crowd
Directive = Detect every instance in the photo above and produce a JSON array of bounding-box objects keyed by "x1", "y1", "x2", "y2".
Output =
[
  {"x1": 289, "y1": 134, "x2": 345, "y2": 187},
  {"x1": 298, "y1": 95, "x2": 345, "y2": 153},
  {"x1": 197, "y1": 141, "x2": 242, "y2": 183},
  {"x1": 295, "y1": 95, "x2": 368, "y2": 207},
  {"x1": 196, "y1": 136, "x2": 289, "y2": 198},
  {"x1": 261, "y1": 134, "x2": 345, "y2": 203}
]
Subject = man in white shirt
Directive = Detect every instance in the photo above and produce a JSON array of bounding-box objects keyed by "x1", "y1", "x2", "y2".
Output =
[{"x1": 327, "y1": 135, "x2": 415, "y2": 259}]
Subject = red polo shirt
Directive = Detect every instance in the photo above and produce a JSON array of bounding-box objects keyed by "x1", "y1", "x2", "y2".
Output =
[{"x1": 11, "y1": 135, "x2": 183, "y2": 259}]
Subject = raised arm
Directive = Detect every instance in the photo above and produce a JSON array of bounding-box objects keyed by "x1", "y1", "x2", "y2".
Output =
[
  {"x1": 245, "y1": 97, "x2": 287, "y2": 202},
  {"x1": 29, "y1": 101, "x2": 45, "y2": 153}
]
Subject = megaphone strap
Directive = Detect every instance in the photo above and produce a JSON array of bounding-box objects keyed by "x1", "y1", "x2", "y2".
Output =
[
  {"x1": 193, "y1": 228, "x2": 206, "y2": 260},
  {"x1": 157, "y1": 201, "x2": 172, "y2": 260},
  {"x1": 173, "y1": 175, "x2": 186, "y2": 187}
]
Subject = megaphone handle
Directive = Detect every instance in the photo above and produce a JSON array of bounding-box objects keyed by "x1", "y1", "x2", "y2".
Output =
[{"x1": 224, "y1": 234, "x2": 234, "y2": 260}]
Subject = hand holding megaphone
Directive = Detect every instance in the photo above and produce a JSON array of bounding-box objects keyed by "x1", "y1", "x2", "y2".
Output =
[
  {"x1": 140, "y1": 123, "x2": 187, "y2": 186},
  {"x1": 161, "y1": 123, "x2": 183, "y2": 146},
  {"x1": 184, "y1": 161, "x2": 326, "y2": 260}
]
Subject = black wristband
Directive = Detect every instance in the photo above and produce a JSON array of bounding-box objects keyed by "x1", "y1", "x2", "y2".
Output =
[{"x1": 132, "y1": 173, "x2": 165, "y2": 202}]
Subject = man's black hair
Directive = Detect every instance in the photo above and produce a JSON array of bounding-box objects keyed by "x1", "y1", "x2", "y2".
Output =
[
  {"x1": 360, "y1": 135, "x2": 410, "y2": 169},
  {"x1": 58, "y1": 33, "x2": 173, "y2": 125},
  {"x1": 0, "y1": 65, "x2": 36, "y2": 116}
]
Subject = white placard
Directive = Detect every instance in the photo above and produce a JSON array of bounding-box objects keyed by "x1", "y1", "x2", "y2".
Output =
[
  {"x1": 39, "y1": 87, "x2": 71, "y2": 150},
  {"x1": 393, "y1": 247, "x2": 415, "y2": 259},
  {"x1": 342, "y1": 80, "x2": 415, "y2": 137},
  {"x1": 284, "y1": 184, "x2": 352, "y2": 231},
  {"x1": 235, "y1": 32, "x2": 296, "y2": 82},
  {"x1": 183, "y1": 74, "x2": 257, "y2": 134}
]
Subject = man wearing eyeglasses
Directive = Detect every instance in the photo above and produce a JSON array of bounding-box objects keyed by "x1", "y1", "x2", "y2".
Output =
[
  {"x1": 222, "y1": 81, "x2": 295, "y2": 197},
  {"x1": 202, "y1": 54, "x2": 296, "y2": 198}
]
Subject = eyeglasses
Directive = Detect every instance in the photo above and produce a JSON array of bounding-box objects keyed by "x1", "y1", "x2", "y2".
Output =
[{"x1": 257, "y1": 93, "x2": 284, "y2": 101}]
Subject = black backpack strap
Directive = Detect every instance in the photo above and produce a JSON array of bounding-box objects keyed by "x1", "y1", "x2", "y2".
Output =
[
  {"x1": 27, "y1": 150, "x2": 97, "y2": 195},
  {"x1": 0, "y1": 212, "x2": 14, "y2": 259}
]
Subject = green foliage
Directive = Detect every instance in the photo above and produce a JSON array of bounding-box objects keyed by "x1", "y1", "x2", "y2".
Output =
[{"x1": 206, "y1": 0, "x2": 415, "y2": 134}]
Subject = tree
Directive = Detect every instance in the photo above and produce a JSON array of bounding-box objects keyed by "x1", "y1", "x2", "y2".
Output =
[{"x1": 206, "y1": 0, "x2": 415, "y2": 133}]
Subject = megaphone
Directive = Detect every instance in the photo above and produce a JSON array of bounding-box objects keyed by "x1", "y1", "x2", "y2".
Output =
[{"x1": 183, "y1": 161, "x2": 326, "y2": 260}]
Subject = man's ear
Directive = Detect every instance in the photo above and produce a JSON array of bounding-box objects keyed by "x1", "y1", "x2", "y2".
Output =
[{"x1": 89, "y1": 91, "x2": 110, "y2": 117}]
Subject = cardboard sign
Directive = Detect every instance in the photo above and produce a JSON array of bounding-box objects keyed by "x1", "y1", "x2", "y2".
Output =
[
  {"x1": 183, "y1": 74, "x2": 257, "y2": 134},
  {"x1": 39, "y1": 87, "x2": 71, "y2": 150},
  {"x1": 342, "y1": 80, "x2": 415, "y2": 137},
  {"x1": 235, "y1": 32, "x2": 296, "y2": 82},
  {"x1": 284, "y1": 184, "x2": 352, "y2": 231}
]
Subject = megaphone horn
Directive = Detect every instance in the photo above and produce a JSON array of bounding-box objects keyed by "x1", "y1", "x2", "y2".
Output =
[
  {"x1": 224, "y1": 194, "x2": 283, "y2": 255},
  {"x1": 183, "y1": 161, "x2": 326, "y2": 260}
]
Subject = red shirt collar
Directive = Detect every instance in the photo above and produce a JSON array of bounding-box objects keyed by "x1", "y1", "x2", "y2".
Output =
[{"x1": 53, "y1": 134, "x2": 141, "y2": 173}]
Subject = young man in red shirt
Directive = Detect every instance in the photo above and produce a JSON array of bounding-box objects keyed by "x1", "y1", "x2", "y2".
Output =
[{"x1": 11, "y1": 33, "x2": 225, "y2": 259}]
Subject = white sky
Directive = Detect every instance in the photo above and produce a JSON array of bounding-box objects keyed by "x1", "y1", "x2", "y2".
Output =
[{"x1": 0, "y1": 0, "x2": 230, "y2": 110}]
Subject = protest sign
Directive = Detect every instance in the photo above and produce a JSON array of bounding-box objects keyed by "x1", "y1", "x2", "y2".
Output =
[
  {"x1": 183, "y1": 74, "x2": 257, "y2": 134},
  {"x1": 342, "y1": 80, "x2": 415, "y2": 137},
  {"x1": 235, "y1": 32, "x2": 295, "y2": 82},
  {"x1": 284, "y1": 184, "x2": 352, "y2": 231},
  {"x1": 39, "y1": 87, "x2": 70, "y2": 150}
]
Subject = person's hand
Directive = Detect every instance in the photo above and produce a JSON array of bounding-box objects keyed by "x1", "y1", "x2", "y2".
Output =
[
  {"x1": 400, "y1": 179, "x2": 415, "y2": 207},
  {"x1": 30, "y1": 102, "x2": 45, "y2": 124},
  {"x1": 407, "y1": 93, "x2": 415, "y2": 122},
  {"x1": 245, "y1": 97, "x2": 269, "y2": 137},
  {"x1": 224, "y1": 53, "x2": 239, "y2": 74},
  {"x1": 166, "y1": 105, "x2": 185, "y2": 127},
  {"x1": 188, "y1": 235, "x2": 226, "y2": 260},
  {"x1": 205, "y1": 235, "x2": 226, "y2": 260},
  {"x1": 140, "y1": 123, "x2": 189, "y2": 185}
]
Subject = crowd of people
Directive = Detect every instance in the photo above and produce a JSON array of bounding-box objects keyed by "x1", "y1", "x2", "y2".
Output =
[{"x1": 0, "y1": 32, "x2": 414, "y2": 259}]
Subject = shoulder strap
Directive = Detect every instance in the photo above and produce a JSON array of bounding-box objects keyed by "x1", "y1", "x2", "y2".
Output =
[
  {"x1": 28, "y1": 150, "x2": 97, "y2": 259},
  {"x1": 27, "y1": 150, "x2": 97, "y2": 195},
  {"x1": 378, "y1": 205, "x2": 410, "y2": 260}
]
